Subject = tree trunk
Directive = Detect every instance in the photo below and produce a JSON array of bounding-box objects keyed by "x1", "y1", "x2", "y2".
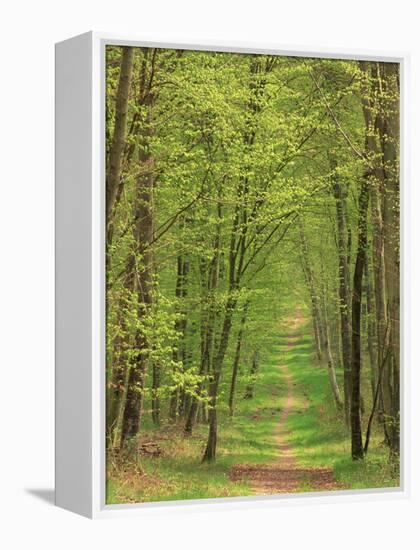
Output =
[
  {"x1": 184, "y1": 317, "x2": 210, "y2": 433},
  {"x1": 185, "y1": 230, "x2": 221, "y2": 435},
  {"x1": 320, "y1": 280, "x2": 343, "y2": 411},
  {"x1": 370, "y1": 148, "x2": 392, "y2": 444},
  {"x1": 298, "y1": 221, "x2": 323, "y2": 363},
  {"x1": 110, "y1": 352, "x2": 131, "y2": 449},
  {"x1": 360, "y1": 61, "x2": 399, "y2": 456},
  {"x1": 311, "y1": 309, "x2": 323, "y2": 362},
  {"x1": 202, "y1": 377, "x2": 219, "y2": 462},
  {"x1": 228, "y1": 302, "x2": 249, "y2": 416},
  {"x1": 151, "y1": 363, "x2": 161, "y2": 426},
  {"x1": 169, "y1": 254, "x2": 189, "y2": 421},
  {"x1": 105, "y1": 48, "x2": 135, "y2": 445},
  {"x1": 377, "y1": 63, "x2": 400, "y2": 456},
  {"x1": 350, "y1": 174, "x2": 370, "y2": 460},
  {"x1": 202, "y1": 296, "x2": 237, "y2": 462},
  {"x1": 106, "y1": 47, "x2": 134, "y2": 231},
  {"x1": 244, "y1": 350, "x2": 260, "y2": 400},
  {"x1": 332, "y1": 169, "x2": 352, "y2": 425},
  {"x1": 364, "y1": 253, "x2": 378, "y2": 403},
  {"x1": 120, "y1": 73, "x2": 156, "y2": 448},
  {"x1": 107, "y1": 256, "x2": 136, "y2": 448},
  {"x1": 299, "y1": 220, "x2": 342, "y2": 410}
]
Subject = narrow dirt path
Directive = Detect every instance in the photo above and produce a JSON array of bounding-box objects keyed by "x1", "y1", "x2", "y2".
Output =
[{"x1": 230, "y1": 311, "x2": 339, "y2": 495}]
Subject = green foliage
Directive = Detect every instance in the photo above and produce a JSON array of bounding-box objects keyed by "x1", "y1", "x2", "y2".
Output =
[{"x1": 105, "y1": 46, "x2": 400, "y2": 502}]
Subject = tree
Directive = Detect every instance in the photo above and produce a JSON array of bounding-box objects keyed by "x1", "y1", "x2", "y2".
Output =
[{"x1": 104, "y1": 48, "x2": 400, "y2": 476}]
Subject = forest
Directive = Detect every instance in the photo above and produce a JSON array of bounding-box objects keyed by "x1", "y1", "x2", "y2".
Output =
[{"x1": 105, "y1": 45, "x2": 400, "y2": 504}]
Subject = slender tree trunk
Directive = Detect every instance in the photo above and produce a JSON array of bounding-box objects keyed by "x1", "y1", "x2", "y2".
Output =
[
  {"x1": 364, "y1": 253, "x2": 378, "y2": 402},
  {"x1": 106, "y1": 303, "x2": 127, "y2": 436},
  {"x1": 187, "y1": 197, "x2": 223, "y2": 437},
  {"x1": 108, "y1": 257, "x2": 136, "y2": 447},
  {"x1": 120, "y1": 74, "x2": 156, "y2": 448},
  {"x1": 350, "y1": 62, "x2": 381, "y2": 457},
  {"x1": 332, "y1": 170, "x2": 352, "y2": 425},
  {"x1": 311, "y1": 309, "x2": 323, "y2": 362},
  {"x1": 377, "y1": 63, "x2": 400, "y2": 457},
  {"x1": 202, "y1": 375, "x2": 219, "y2": 461},
  {"x1": 202, "y1": 296, "x2": 237, "y2": 462},
  {"x1": 350, "y1": 174, "x2": 370, "y2": 460},
  {"x1": 300, "y1": 220, "x2": 342, "y2": 410},
  {"x1": 185, "y1": 236, "x2": 220, "y2": 435},
  {"x1": 370, "y1": 165, "x2": 392, "y2": 443},
  {"x1": 168, "y1": 386, "x2": 178, "y2": 421},
  {"x1": 169, "y1": 255, "x2": 189, "y2": 420},
  {"x1": 321, "y1": 280, "x2": 343, "y2": 411},
  {"x1": 244, "y1": 350, "x2": 260, "y2": 399},
  {"x1": 111, "y1": 364, "x2": 131, "y2": 449},
  {"x1": 106, "y1": 47, "x2": 134, "y2": 231},
  {"x1": 360, "y1": 61, "x2": 399, "y2": 455},
  {"x1": 184, "y1": 319, "x2": 210, "y2": 433},
  {"x1": 105, "y1": 47, "x2": 135, "y2": 445},
  {"x1": 228, "y1": 302, "x2": 249, "y2": 416},
  {"x1": 151, "y1": 364, "x2": 161, "y2": 426},
  {"x1": 299, "y1": 221, "x2": 323, "y2": 363}
]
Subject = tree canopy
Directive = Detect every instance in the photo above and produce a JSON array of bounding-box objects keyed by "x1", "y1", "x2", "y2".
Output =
[{"x1": 105, "y1": 46, "x2": 400, "y2": 503}]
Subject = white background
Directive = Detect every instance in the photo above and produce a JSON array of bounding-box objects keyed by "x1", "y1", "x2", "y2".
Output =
[{"x1": 0, "y1": 0, "x2": 418, "y2": 548}]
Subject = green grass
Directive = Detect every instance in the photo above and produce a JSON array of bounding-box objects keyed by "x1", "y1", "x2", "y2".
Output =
[
  {"x1": 281, "y1": 320, "x2": 399, "y2": 491},
  {"x1": 107, "y1": 342, "x2": 290, "y2": 504},
  {"x1": 107, "y1": 312, "x2": 399, "y2": 504}
]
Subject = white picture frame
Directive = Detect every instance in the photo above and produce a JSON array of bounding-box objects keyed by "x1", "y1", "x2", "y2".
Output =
[{"x1": 55, "y1": 31, "x2": 410, "y2": 519}]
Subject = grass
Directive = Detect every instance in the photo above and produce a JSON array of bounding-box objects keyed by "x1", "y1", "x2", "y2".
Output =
[
  {"x1": 281, "y1": 319, "x2": 399, "y2": 491},
  {"x1": 107, "y1": 342, "x2": 290, "y2": 504},
  {"x1": 107, "y1": 310, "x2": 399, "y2": 504}
]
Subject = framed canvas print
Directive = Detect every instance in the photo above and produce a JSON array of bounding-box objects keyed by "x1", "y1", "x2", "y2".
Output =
[{"x1": 55, "y1": 32, "x2": 408, "y2": 518}]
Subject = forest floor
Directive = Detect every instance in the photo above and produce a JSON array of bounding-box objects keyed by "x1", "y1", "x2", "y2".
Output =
[
  {"x1": 107, "y1": 308, "x2": 399, "y2": 504},
  {"x1": 230, "y1": 310, "x2": 338, "y2": 494}
]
